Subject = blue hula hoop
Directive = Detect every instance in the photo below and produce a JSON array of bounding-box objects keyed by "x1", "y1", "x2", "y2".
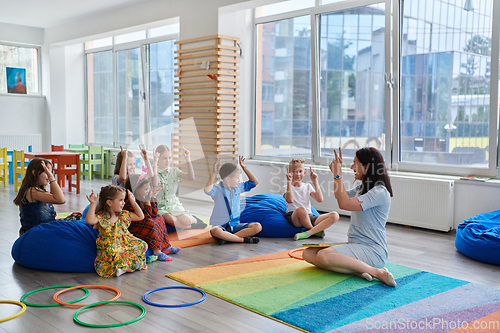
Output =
[{"x1": 142, "y1": 286, "x2": 206, "y2": 307}]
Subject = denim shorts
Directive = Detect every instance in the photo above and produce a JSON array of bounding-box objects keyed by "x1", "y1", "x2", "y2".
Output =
[
  {"x1": 284, "y1": 211, "x2": 319, "y2": 226},
  {"x1": 210, "y1": 222, "x2": 252, "y2": 240}
]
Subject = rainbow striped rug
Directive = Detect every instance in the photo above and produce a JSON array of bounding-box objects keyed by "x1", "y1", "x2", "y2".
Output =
[{"x1": 166, "y1": 250, "x2": 500, "y2": 333}]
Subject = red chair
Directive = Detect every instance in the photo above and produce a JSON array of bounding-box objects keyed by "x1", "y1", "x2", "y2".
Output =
[
  {"x1": 51, "y1": 145, "x2": 64, "y2": 151},
  {"x1": 55, "y1": 154, "x2": 80, "y2": 194}
]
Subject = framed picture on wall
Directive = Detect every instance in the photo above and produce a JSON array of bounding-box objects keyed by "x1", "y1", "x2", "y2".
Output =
[{"x1": 6, "y1": 67, "x2": 27, "y2": 94}]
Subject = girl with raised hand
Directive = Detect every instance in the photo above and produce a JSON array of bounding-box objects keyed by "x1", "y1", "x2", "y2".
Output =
[
  {"x1": 85, "y1": 185, "x2": 147, "y2": 278},
  {"x1": 124, "y1": 174, "x2": 181, "y2": 262},
  {"x1": 14, "y1": 158, "x2": 66, "y2": 236},
  {"x1": 112, "y1": 145, "x2": 154, "y2": 187},
  {"x1": 153, "y1": 144, "x2": 206, "y2": 230}
]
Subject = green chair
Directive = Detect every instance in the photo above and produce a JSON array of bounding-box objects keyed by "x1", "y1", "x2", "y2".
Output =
[
  {"x1": 81, "y1": 145, "x2": 105, "y2": 180},
  {"x1": 69, "y1": 144, "x2": 85, "y2": 149}
]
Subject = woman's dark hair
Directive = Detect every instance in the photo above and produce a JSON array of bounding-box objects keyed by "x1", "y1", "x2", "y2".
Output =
[
  {"x1": 124, "y1": 174, "x2": 150, "y2": 210},
  {"x1": 13, "y1": 158, "x2": 53, "y2": 206},
  {"x1": 114, "y1": 150, "x2": 135, "y2": 175},
  {"x1": 356, "y1": 147, "x2": 393, "y2": 197}
]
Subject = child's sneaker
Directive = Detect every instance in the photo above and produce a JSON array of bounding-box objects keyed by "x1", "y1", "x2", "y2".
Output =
[
  {"x1": 313, "y1": 231, "x2": 325, "y2": 238},
  {"x1": 294, "y1": 231, "x2": 309, "y2": 241},
  {"x1": 243, "y1": 237, "x2": 260, "y2": 244}
]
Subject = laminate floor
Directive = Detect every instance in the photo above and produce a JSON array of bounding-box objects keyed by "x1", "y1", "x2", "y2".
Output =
[{"x1": 0, "y1": 178, "x2": 498, "y2": 332}]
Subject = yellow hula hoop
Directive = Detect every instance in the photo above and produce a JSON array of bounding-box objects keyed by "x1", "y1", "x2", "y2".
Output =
[{"x1": 0, "y1": 300, "x2": 27, "y2": 322}]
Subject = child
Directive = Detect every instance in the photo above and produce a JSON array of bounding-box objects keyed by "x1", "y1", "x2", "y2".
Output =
[
  {"x1": 13, "y1": 158, "x2": 66, "y2": 236},
  {"x1": 85, "y1": 185, "x2": 147, "y2": 278},
  {"x1": 124, "y1": 174, "x2": 181, "y2": 262},
  {"x1": 112, "y1": 145, "x2": 153, "y2": 187},
  {"x1": 205, "y1": 156, "x2": 261, "y2": 245},
  {"x1": 284, "y1": 158, "x2": 339, "y2": 241},
  {"x1": 153, "y1": 144, "x2": 206, "y2": 229}
]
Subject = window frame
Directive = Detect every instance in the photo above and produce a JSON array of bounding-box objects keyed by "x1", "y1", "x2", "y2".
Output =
[
  {"x1": 85, "y1": 33, "x2": 178, "y2": 149},
  {"x1": 0, "y1": 42, "x2": 42, "y2": 96},
  {"x1": 252, "y1": 0, "x2": 500, "y2": 177}
]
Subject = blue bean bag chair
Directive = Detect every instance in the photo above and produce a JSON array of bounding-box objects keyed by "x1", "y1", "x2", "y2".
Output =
[
  {"x1": 12, "y1": 217, "x2": 153, "y2": 273},
  {"x1": 455, "y1": 210, "x2": 500, "y2": 265},
  {"x1": 240, "y1": 193, "x2": 318, "y2": 237}
]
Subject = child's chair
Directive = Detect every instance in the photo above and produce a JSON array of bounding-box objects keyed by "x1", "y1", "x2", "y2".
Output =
[
  {"x1": 81, "y1": 145, "x2": 105, "y2": 180},
  {"x1": 14, "y1": 150, "x2": 27, "y2": 192},
  {"x1": 0, "y1": 148, "x2": 8, "y2": 187},
  {"x1": 57, "y1": 154, "x2": 80, "y2": 194},
  {"x1": 51, "y1": 145, "x2": 64, "y2": 151},
  {"x1": 69, "y1": 144, "x2": 85, "y2": 149}
]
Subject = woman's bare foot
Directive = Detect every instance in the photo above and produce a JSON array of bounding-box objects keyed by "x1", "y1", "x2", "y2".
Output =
[{"x1": 375, "y1": 267, "x2": 396, "y2": 287}]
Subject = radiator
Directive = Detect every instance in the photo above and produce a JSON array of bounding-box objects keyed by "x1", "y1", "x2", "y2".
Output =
[
  {"x1": 388, "y1": 176, "x2": 455, "y2": 232},
  {"x1": 0, "y1": 134, "x2": 43, "y2": 152}
]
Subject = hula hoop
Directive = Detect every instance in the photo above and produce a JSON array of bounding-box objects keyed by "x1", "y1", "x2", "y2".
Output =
[
  {"x1": 0, "y1": 300, "x2": 26, "y2": 322},
  {"x1": 288, "y1": 247, "x2": 306, "y2": 260},
  {"x1": 73, "y1": 300, "x2": 146, "y2": 328},
  {"x1": 53, "y1": 285, "x2": 121, "y2": 307},
  {"x1": 142, "y1": 286, "x2": 206, "y2": 307},
  {"x1": 21, "y1": 285, "x2": 90, "y2": 307}
]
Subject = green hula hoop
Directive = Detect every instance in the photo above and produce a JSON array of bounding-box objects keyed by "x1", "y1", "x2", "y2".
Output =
[
  {"x1": 21, "y1": 285, "x2": 90, "y2": 307},
  {"x1": 73, "y1": 300, "x2": 146, "y2": 328}
]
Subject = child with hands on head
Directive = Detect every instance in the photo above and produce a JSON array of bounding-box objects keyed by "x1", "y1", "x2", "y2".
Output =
[
  {"x1": 124, "y1": 174, "x2": 181, "y2": 262},
  {"x1": 14, "y1": 158, "x2": 66, "y2": 236},
  {"x1": 205, "y1": 156, "x2": 262, "y2": 245},
  {"x1": 112, "y1": 145, "x2": 154, "y2": 187},
  {"x1": 85, "y1": 185, "x2": 148, "y2": 278},
  {"x1": 284, "y1": 158, "x2": 339, "y2": 241},
  {"x1": 153, "y1": 144, "x2": 206, "y2": 230}
]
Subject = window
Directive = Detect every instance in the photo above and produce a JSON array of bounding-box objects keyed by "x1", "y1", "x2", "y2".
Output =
[
  {"x1": 400, "y1": 0, "x2": 493, "y2": 168},
  {"x1": 253, "y1": 0, "x2": 500, "y2": 176},
  {"x1": 318, "y1": 3, "x2": 386, "y2": 160},
  {"x1": 0, "y1": 43, "x2": 40, "y2": 94},
  {"x1": 255, "y1": 15, "x2": 312, "y2": 158},
  {"x1": 85, "y1": 25, "x2": 177, "y2": 148}
]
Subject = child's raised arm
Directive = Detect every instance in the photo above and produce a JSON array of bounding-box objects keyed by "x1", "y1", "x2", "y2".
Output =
[
  {"x1": 283, "y1": 167, "x2": 294, "y2": 203},
  {"x1": 151, "y1": 148, "x2": 159, "y2": 186},
  {"x1": 30, "y1": 161, "x2": 66, "y2": 205},
  {"x1": 85, "y1": 190, "x2": 99, "y2": 226},
  {"x1": 309, "y1": 167, "x2": 324, "y2": 203},
  {"x1": 239, "y1": 156, "x2": 258, "y2": 185},
  {"x1": 204, "y1": 158, "x2": 220, "y2": 193},
  {"x1": 179, "y1": 145, "x2": 195, "y2": 181},
  {"x1": 140, "y1": 145, "x2": 154, "y2": 180},
  {"x1": 117, "y1": 146, "x2": 128, "y2": 185},
  {"x1": 127, "y1": 190, "x2": 145, "y2": 221}
]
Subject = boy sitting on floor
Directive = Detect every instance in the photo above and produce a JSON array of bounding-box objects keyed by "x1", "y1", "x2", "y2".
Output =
[
  {"x1": 205, "y1": 156, "x2": 262, "y2": 245},
  {"x1": 284, "y1": 158, "x2": 339, "y2": 240}
]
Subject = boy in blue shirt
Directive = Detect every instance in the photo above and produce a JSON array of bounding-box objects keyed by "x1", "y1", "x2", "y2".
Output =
[{"x1": 205, "y1": 156, "x2": 262, "y2": 245}]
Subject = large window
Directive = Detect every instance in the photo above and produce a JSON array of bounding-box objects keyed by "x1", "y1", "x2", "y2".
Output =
[
  {"x1": 255, "y1": 15, "x2": 312, "y2": 158},
  {"x1": 0, "y1": 44, "x2": 40, "y2": 94},
  {"x1": 400, "y1": 0, "x2": 493, "y2": 167},
  {"x1": 319, "y1": 3, "x2": 386, "y2": 159},
  {"x1": 86, "y1": 24, "x2": 178, "y2": 149},
  {"x1": 254, "y1": 0, "x2": 500, "y2": 176}
]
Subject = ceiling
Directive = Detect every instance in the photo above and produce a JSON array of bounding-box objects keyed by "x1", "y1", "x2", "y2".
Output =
[{"x1": 0, "y1": 0, "x2": 148, "y2": 29}]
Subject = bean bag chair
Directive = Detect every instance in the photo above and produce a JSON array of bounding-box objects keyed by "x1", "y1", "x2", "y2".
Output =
[
  {"x1": 240, "y1": 193, "x2": 319, "y2": 237},
  {"x1": 455, "y1": 210, "x2": 500, "y2": 265},
  {"x1": 12, "y1": 218, "x2": 153, "y2": 273}
]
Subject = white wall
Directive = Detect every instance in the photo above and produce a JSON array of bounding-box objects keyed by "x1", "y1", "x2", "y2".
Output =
[
  {"x1": 0, "y1": 22, "x2": 43, "y2": 45},
  {"x1": 64, "y1": 44, "x2": 86, "y2": 145}
]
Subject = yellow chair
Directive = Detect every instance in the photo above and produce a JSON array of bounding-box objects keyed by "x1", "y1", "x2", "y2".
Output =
[
  {"x1": 81, "y1": 145, "x2": 105, "y2": 180},
  {"x1": 0, "y1": 147, "x2": 7, "y2": 187},
  {"x1": 14, "y1": 150, "x2": 27, "y2": 192}
]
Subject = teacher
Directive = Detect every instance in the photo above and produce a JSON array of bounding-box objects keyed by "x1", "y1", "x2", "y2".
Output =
[{"x1": 303, "y1": 147, "x2": 396, "y2": 287}]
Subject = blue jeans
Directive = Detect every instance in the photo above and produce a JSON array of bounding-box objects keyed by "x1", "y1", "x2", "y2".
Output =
[{"x1": 210, "y1": 222, "x2": 252, "y2": 240}]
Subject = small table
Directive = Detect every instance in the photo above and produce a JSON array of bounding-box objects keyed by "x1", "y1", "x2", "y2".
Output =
[
  {"x1": 65, "y1": 147, "x2": 110, "y2": 179},
  {"x1": 24, "y1": 152, "x2": 81, "y2": 193}
]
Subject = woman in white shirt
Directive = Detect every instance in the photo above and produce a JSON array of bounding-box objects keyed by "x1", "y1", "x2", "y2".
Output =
[{"x1": 302, "y1": 147, "x2": 397, "y2": 287}]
